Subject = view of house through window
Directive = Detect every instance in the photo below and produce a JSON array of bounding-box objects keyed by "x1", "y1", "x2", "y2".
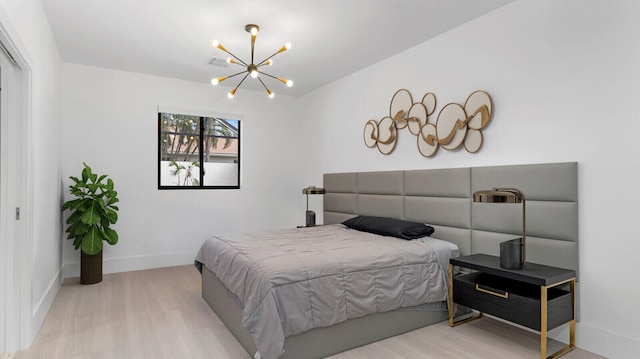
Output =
[{"x1": 158, "y1": 111, "x2": 240, "y2": 189}]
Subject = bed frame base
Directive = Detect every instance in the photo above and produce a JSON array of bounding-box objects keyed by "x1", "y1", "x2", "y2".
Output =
[{"x1": 202, "y1": 266, "x2": 449, "y2": 359}]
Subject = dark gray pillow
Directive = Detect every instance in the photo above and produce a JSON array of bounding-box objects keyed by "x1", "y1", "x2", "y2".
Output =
[{"x1": 342, "y1": 216, "x2": 434, "y2": 240}]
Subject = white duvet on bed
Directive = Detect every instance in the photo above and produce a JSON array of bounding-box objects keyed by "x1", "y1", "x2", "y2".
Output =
[{"x1": 195, "y1": 224, "x2": 458, "y2": 359}]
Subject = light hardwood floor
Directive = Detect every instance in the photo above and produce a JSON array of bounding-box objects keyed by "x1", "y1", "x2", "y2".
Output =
[{"x1": 11, "y1": 265, "x2": 605, "y2": 359}]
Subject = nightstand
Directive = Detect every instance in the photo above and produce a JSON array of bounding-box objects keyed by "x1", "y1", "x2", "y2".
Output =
[{"x1": 448, "y1": 254, "x2": 576, "y2": 359}]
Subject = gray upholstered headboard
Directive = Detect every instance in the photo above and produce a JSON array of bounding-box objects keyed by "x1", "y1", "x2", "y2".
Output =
[{"x1": 323, "y1": 162, "x2": 578, "y2": 276}]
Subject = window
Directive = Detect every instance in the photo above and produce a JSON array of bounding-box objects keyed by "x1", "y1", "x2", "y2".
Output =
[{"x1": 158, "y1": 111, "x2": 240, "y2": 189}]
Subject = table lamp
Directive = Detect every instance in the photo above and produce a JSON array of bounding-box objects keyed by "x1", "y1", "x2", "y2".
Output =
[
  {"x1": 302, "y1": 186, "x2": 326, "y2": 227},
  {"x1": 473, "y1": 188, "x2": 526, "y2": 269}
]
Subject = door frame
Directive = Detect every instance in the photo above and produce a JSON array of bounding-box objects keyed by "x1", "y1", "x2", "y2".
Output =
[{"x1": 0, "y1": 16, "x2": 33, "y2": 353}]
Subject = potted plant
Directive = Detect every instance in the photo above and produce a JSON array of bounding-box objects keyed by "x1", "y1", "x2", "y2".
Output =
[{"x1": 62, "y1": 163, "x2": 119, "y2": 284}]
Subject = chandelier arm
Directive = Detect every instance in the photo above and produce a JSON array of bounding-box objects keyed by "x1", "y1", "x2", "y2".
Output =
[
  {"x1": 217, "y1": 70, "x2": 249, "y2": 84},
  {"x1": 228, "y1": 70, "x2": 249, "y2": 79},
  {"x1": 234, "y1": 73, "x2": 250, "y2": 90},
  {"x1": 258, "y1": 77, "x2": 273, "y2": 91},
  {"x1": 251, "y1": 34, "x2": 256, "y2": 65},
  {"x1": 258, "y1": 71, "x2": 292, "y2": 87},
  {"x1": 228, "y1": 72, "x2": 251, "y2": 98},
  {"x1": 256, "y1": 45, "x2": 289, "y2": 66},
  {"x1": 257, "y1": 77, "x2": 274, "y2": 98},
  {"x1": 220, "y1": 48, "x2": 248, "y2": 67},
  {"x1": 257, "y1": 77, "x2": 267, "y2": 88},
  {"x1": 256, "y1": 55, "x2": 276, "y2": 67},
  {"x1": 258, "y1": 71, "x2": 278, "y2": 80}
]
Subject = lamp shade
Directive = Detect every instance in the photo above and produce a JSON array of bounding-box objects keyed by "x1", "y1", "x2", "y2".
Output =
[
  {"x1": 473, "y1": 189, "x2": 523, "y2": 204},
  {"x1": 302, "y1": 186, "x2": 326, "y2": 195}
]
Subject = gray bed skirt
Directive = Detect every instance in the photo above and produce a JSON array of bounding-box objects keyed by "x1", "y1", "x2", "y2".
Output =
[{"x1": 201, "y1": 265, "x2": 450, "y2": 359}]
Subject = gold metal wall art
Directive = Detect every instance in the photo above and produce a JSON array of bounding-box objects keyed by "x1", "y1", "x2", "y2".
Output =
[{"x1": 363, "y1": 89, "x2": 493, "y2": 157}]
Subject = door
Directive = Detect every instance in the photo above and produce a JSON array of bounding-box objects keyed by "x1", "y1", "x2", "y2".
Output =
[
  {"x1": 0, "y1": 41, "x2": 11, "y2": 353},
  {"x1": 0, "y1": 37, "x2": 21, "y2": 354}
]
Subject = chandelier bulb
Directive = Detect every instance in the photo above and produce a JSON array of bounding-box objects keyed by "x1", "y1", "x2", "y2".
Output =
[
  {"x1": 211, "y1": 76, "x2": 227, "y2": 86},
  {"x1": 277, "y1": 78, "x2": 293, "y2": 87},
  {"x1": 212, "y1": 40, "x2": 229, "y2": 53},
  {"x1": 248, "y1": 64, "x2": 259, "y2": 78},
  {"x1": 276, "y1": 43, "x2": 292, "y2": 55},
  {"x1": 265, "y1": 59, "x2": 273, "y2": 66},
  {"x1": 245, "y1": 24, "x2": 259, "y2": 35}
]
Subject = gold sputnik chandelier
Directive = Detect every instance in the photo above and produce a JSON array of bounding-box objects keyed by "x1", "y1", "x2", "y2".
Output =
[{"x1": 211, "y1": 24, "x2": 293, "y2": 99}]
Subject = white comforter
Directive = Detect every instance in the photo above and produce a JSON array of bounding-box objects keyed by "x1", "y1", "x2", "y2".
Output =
[{"x1": 195, "y1": 224, "x2": 458, "y2": 359}]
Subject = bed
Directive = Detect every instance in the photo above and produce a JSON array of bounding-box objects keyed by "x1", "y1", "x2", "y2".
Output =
[{"x1": 196, "y1": 162, "x2": 579, "y2": 359}]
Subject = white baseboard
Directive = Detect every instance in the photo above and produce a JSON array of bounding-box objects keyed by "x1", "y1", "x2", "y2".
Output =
[
  {"x1": 576, "y1": 322, "x2": 640, "y2": 359},
  {"x1": 31, "y1": 267, "x2": 63, "y2": 344},
  {"x1": 63, "y1": 251, "x2": 197, "y2": 279}
]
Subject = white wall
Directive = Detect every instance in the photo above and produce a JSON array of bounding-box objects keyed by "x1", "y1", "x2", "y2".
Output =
[
  {"x1": 300, "y1": 0, "x2": 640, "y2": 358},
  {"x1": 60, "y1": 63, "x2": 306, "y2": 276},
  {"x1": 7, "y1": 0, "x2": 638, "y2": 356},
  {"x1": 0, "y1": 0, "x2": 63, "y2": 349}
]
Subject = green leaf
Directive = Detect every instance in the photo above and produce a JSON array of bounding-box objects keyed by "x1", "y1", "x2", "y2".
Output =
[
  {"x1": 73, "y1": 222, "x2": 89, "y2": 236},
  {"x1": 81, "y1": 165, "x2": 91, "y2": 182},
  {"x1": 69, "y1": 176, "x2": 83, "y2": 185},
  {"x1": 81, "y1": 226, "x2": 103, "y2": 255},
  {"x1": 80, "y1": 201, "x2": 101, "y2": 225},
  {"x1": 66, "y1": 230, "x2": 77, "y2": 239},
  {"x1": 106, "y1": 209, "x2": 118, "y2": 224},
  {"x1": 66, "y1": 210, "x2": 83, "y2": 225},
  {"x1": 69, "y1": 187, "x2": 86, "y2": 197},
  {"x1": 103, "y1": 227, "x2": 118, "y2": 245},
  {"x1": 62, "y1": 198, "x2": 87, "y2": 211}
]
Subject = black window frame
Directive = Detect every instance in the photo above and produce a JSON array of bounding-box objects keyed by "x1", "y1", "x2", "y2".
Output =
[{"x1": 158, "y1": 112, "x2": 240, "y2": 189}]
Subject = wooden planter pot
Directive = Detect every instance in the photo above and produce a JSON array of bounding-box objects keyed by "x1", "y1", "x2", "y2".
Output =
[{"x1": 81, "y1": 251, "x2": 103, "y2": 285}]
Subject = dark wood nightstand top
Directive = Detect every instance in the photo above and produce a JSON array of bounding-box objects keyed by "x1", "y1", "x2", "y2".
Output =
[{"x1": 450, "y1": 254, "x2": 575, "y2": 286}]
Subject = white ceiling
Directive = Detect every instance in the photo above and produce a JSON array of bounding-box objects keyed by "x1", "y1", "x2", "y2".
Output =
[{"x1": 41, "y1": 0, "x2": 514, "y2": 97}]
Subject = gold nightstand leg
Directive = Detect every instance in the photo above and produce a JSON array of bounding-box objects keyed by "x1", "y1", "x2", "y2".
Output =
[
  {"x1": 448, "y1": 264, "x2": 454, "y2": 326},
  {"x1": 448, "y1": 264, "x2": 482, "y2": 327},
  {"x1": 570, "y1": 278, "x2": 576, "y2": 348},
  {"x1": 543, "y1": 278, "x2": 576, "y2": 359},
  {"x1": 541, "y1": 285, "x2": 548, "y2": 359}
]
